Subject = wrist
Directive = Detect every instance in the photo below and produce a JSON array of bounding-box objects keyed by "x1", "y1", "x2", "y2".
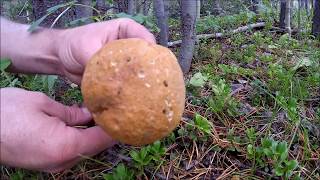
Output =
[{"x1": 0, "y1": 18, "x2": 64, "y2": 75}]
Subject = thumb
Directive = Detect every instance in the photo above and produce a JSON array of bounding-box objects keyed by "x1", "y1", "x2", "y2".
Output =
[{"x1": 71, "y1": 126, "x2": 116, "y2": 157}]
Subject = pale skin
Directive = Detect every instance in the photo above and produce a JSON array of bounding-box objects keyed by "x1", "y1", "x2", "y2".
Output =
[{"x1": 0, "y1": 17, "x2": 156, "y2": 172}]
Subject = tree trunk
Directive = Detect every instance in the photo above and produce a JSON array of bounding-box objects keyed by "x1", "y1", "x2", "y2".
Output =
[
  {"x1": 76, "y1": 0, "x2": 93, "y2": 24},
  {"x1": 251, "y1": 0, "x2": 260, "y2": 14},
  {"x1": 143, "y1": 0, "x2": 151, "y2": 15},
  {"x1": 298, "y1": 0, "x2": 302, "y2": 33},
  {"x1": 116, "y1": 0, "x2": 127, "y2": 13},
  {"x1": 153, "y1": 0, "x2": 169, "y2": 46},
  {"x1": 312, "y1": 0, "x2": 320, "y2": 37},
  {"x1": 96, "y1": 0, "x2": 109, "y2": 13},
  {"x1": 196, "y1": 0, "x2": 201, "y2": 19},
  {"x1": 280, "y1": 0, "x2": 286, "y2": 29},
  {"x1": 285, "y1": 0, "x2": 292, "y2": 36},
  {"x1": 212, "y1": 0, "x2": 222, "y2": 15},
  {"x1": 305, "y1": 0, "x2": 310, "y2": 16},
  {"x1": 179, "y1": 0, "x2": 197, "y2": 74},
  {"x1": 127, "y1": 0, "x2": 135, "y2": 14}
]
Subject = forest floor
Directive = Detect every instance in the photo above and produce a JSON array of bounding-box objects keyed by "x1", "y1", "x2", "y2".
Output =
[{"x1": 1, "y1": 13, "x2": 320, "y2": 180}]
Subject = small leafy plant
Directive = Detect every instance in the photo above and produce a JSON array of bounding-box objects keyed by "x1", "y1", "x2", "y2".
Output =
[
  {"x1": 129, "y1": 141, "x2": 166, "y2": 173},
  {"x1": 103, "y1": 163, "x2": 134, "y2": 180},
  {"x1": 247, "y1": 137, "x2": 299, "y2": 179},
  {"x1": 208, "y1": 78, "x2": 239, "y2": 116}
]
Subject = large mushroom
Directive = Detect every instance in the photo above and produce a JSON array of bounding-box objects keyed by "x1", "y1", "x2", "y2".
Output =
[{"x1": 81, "y1": 38, "x2": 185, "y2": 146}]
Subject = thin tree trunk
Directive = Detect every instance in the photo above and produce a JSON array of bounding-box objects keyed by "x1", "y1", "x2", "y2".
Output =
[
  {"x1": 96, "y1": 0, "x2": 109, "y2": 13},
  {"x1": 252, "y1": 0, "x2": 260, "y2": 14},
  {"x1": 290, "y1": 0, "x2": 294, "y2": 19},
  {"x1": 312, "y1": 0, "x2": 320, "y2": 37},
  {"x1": 116, "y1": 0, "x2": 127, "y2": 13},
  {"x1": 285, "y1": 0, "x2": 292, "y2": 36},
  {"x1": 298, "y1": 0, "x2": 302, "y2": 34},
  {"x1": 212, "y1": 0, "x2": 222, "y2": 15},
  {"x1": 153, "y1": 0, "x2": 169, "y2": 46},
  {"x1": 76, "y1": 0, "x2": 93, "y2": 24},
  {"x1": 280, "y1": 0, "x2": 286, "y2": 28},
  {"x1": 179, "y1": 0, "x2": 197, "y2": 74},
  {"x1": 305, "y1": 0, "x2": 310, "y2": 16},
  {"x1": 127, "y1": 0, "x2": 135, "y2": 14},
  {"x1": 143, "y1": 0, "x2": 150, "y2": 15},
  {"x1": 196, "y1": 0, "x2": 201, "y2": 19}
]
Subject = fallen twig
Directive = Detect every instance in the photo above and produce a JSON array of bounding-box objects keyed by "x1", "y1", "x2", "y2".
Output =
[{"x1": 167, "y1": 22, "x2": 266, "y2": 47}]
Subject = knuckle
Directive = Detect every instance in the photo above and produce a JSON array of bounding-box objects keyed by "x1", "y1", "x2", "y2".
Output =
[{"x1": 64, "y1": 106, "x2": 79, "y2": 124}]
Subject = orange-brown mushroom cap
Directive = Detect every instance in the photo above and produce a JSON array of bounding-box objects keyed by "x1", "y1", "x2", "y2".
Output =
[{"x1": 81, "y1": 38, "x2": 185, "y2": 146}]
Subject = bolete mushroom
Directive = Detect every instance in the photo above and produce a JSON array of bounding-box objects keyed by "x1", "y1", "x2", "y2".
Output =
[{"x1": 81, "y1": 38, "x2": 185, "y2": 146}]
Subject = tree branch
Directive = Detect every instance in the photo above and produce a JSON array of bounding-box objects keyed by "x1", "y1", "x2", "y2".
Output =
[{"x1": 168, "y1": 22, "x2": 266, "y2": 47}]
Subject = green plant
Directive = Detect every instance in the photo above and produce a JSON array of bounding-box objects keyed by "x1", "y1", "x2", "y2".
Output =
[
  {"x1": 230, "y1": 33, "x2": 247, "y2": 47},
  {"x1": 0, "y1": 58, "x2": 22, "y2": 88},
  {"x1": 218, "y1": 64, "x2": 255, "y2": 77},
  {"x1": 247, "y1": 138, "x2": 299, "y2": 179},
  {"x1": 194, "y1": 113, "x2": 212, "y2": 134},
  {"x1": 242, "y1": 44, "x2": 257, "y2": 63},
  {"x1": 246, "y1": 127, "x2": 257, "y2": 143},
  {"x1": 129, "y1": 141, "x2": 166, "y2": 172},
  {"x1": 61, "y1": 87, "x2": 83, "y2": 105},
  {"x1": 189, "y1": 72, "x2": 208, "y2": 87},
  {"x1": 103, "y1": 163, "x2": 134, "y2": 180},
  {"x1": 176, "y1": 113, "x2": 213, "y2": 143},
  {"x1": 9, "y1": 170, "x2": 25, "y2": 180},
  {"x1": 208, "y1": 78, "x2": 239, "y2": 116}
]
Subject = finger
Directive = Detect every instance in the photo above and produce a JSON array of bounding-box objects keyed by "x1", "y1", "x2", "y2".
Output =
[
  {"x1": 73, "y1": 126, "x2": 116, "y2": 156},
  {"x1": 117, "y1": 18, "x2": 156, "y2": 44},
  {"x1": 45, "y1": 126, "x2": 115, "y2": 173},
  {"x1": 42, "y1": 98, "x2": 92, "y2": 126},
  {"x1": 64, "y1": 71, "x2": 82, "y2": 85}
]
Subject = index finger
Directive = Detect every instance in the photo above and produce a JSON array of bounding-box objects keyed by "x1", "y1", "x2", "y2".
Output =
[{"x1": 117, "y1": 18, "x2": 156, "y2": 44}]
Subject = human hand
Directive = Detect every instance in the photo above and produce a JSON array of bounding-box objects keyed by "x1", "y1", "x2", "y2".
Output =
[
  {"x1": 0, "y1": 88, "x2": 115, "y2": 172},
  {"x1": 57, "y1": 18, "x2": 156, "y2": 84}
]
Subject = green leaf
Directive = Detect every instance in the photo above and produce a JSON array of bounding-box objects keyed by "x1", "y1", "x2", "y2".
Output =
[
  {"x1": 46, "y1": 3, "x2": 68, "y2": 13},
  {"x1": 49, "y1": 0, "x2": 76, "y2": 13},
  {"x1": 129, "y1": 150, "x2": 139, "y2": 162},
  {"x1": 261, "y1": 138, "x2": 273, "y2": 148},
  {"x1": 133, "y1": 14, "x2": 145, "y2": 24},
  {"x1": 106, "y1": 0, "x2": 113, "y2": 4},
  {"x1": 189, "y1": 72, "x2": 208, "y2": 87},
  {"x1": 103, "y1": 163, "x2": 134, "y2": 180},
  {"x1": 115, "y1": 12, "x2": 133, "y2": 19},
  {"x1": 286, "y1": 160, "x2": 298, "y2": 171},
  {"x1": 194, "y1": 113, "x2": 212, "y2": 134},
  {"x1": 267, "y1": 44, "x2": 278, "y2": 49},
  {"x1": 263, "y1": 148, "x2": 273, "y2": 157},
  {"x1": 275, "y1": 165, "x2": 285, "y2": 176},
  {"x1": 0, "y1": 58, "x2": 11, "y2": 71},
  {"x1": 69, "y1": 17, "x2": 92, "y2": 26},
  {"x1": 28, "y1": 14, "x2": 50, "y2": 32},
  {"x1": 247, "y1": 144, "x2": 254, "y2": 155},
  {"x1": 140, "y1": 147, "x2": 149, "y2": 159},
  {"x1": 293, "y1": 57, "x2": 313, "y2": 70},
  {"x1": 276, "y1": 142, "x2": 288, "y2": 158},
  {"x1": 47, "y1": 75, "x2": 58, "y2": 92}
]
